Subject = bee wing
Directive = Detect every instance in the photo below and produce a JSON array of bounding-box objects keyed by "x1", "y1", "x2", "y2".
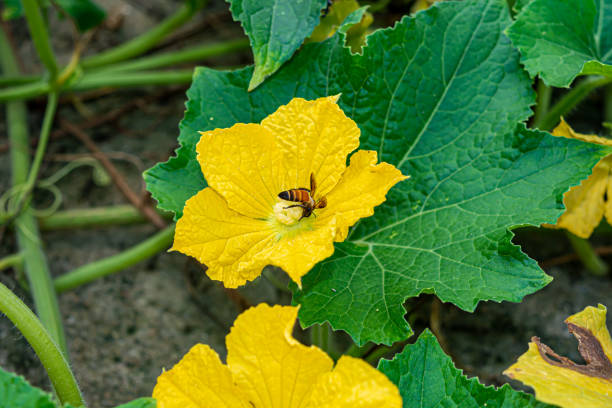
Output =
[
  {"x1": 315, "y1": 196, "x2": 327, "y2": 209},
  {"x1": 310, "y1": 172, "x2": 317, "y2": 196}
]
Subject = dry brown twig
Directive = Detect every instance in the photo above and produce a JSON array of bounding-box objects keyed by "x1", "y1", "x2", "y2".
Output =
[{"x1": 59, "y1": 118, "x2": 166, "y2": 228}]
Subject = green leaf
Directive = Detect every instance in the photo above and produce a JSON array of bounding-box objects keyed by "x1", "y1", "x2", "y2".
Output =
[
  {"x1": 1, "y1": 0, "x2": 105, "y2": 31},
  {"x1": 0, "y1": 366, "x2": 58, "y2": 408},
  {"x1": 377, "y1": 330, "x2": 555, "y2": 408},
  {"x1": 144, "y1": 0, "x2": 611, "y2": 345},
  {"x1": 507, "y1": 0, "x2": 612, "y2": 87},
  {"x1": 226, "y1": 0, "x2": 328, "y2": 90},
  {"x1": 1, "y1": 0, "x2": 22, "y2": 20},
  {"x1": 113, "y1": 398, "x2": 157, "y2": 408},
  {"x1": 55, "y1": 0, "x2": 106, "y2": 32}
]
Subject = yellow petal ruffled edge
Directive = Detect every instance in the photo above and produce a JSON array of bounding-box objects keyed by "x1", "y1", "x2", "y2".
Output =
[
  {"x1": 549, "y1": 119, "x2": 612, "y2": 238},
  {"x1": 152, "y1": 344, "x2": 249, "y2": 408}
]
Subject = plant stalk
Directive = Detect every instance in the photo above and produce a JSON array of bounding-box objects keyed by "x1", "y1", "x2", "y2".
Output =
[
  {"x1": 1, "y1": 26, "x2": 69, "y2": 355},
  {"x1": 81, "y1": 1, "x2": 206, "y2": 69},
  {"x1": 38, "y1": 205, "x2": 171, "y2": 230},
  {"x1": 566, "y1": 231, "x2": 608, "y2": 276},
  {"x1": 21, "y1": 0, "x2": 58, "y2": 78},
  {"x1": 95, "y1": 38, "x2": 249, "y2": 73},
  {"x1": 0, "y1": 70, "x2": 193, "y2": 101},
  {"x1": 532, "y1": 79, "x2": 552, "y2": 127},
  {"x1": 537, "y1": 76, "x2": 612, "y2": 131},
  {"x1": 0, "y1": 253, "x2": 24, "y2": 271},
  {"x1": 0, "y1": 282, "x2": 85, "y2": 407},
  {"x1": 54, "y1": 225, "x2": 175, "y2": 293}
]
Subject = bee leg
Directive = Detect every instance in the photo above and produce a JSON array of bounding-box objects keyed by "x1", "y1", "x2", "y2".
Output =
[{"x1": 284, "y1": 204, "x2": 306, "y2": 210}]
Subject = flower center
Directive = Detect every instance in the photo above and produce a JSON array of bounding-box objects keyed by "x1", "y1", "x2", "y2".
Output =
[{"x1": 273, "y1": 200, "x2": 303, "y2": 226}]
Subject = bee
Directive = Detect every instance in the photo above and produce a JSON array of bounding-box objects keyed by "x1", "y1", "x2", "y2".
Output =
[{"x1": 278, "y1": 173, "x2": 327, "y2": 220}]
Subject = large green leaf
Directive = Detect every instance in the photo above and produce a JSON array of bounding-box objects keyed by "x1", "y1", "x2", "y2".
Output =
[
  {"x1": 227, "y1": 0, "x2": 328, "y2": 90},
  {"x1": 507, "y1": 0, "x2": 612, "y2": 87},
  {"x1": 144, "y1": 0, "x2": 610, "y2": 344},
  {"x1": 0, "y1": 366, "x2": 57, "y2": 408},
  {"x1": 378, "y1": 330, "x2": 555, "y2": 408}
]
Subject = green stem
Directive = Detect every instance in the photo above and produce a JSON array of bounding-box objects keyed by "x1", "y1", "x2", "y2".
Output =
[
  {"x1": 365, "y1": 341, "x2": 407, "y2": 365},
  {"x1": 81, "y1": 2, "x2": 205, "y2": 69},
  {"x1": 0, "y1": 80, "x2": 50, "y2": 102},
  {"x1": 344, "y1": 342, "x2": 374, "y2": 358},
  {"x1": 38, "y1": 205, "x2": 171, "y2": 230},
  {"x1": 532, "y1": 79, "x2": 552, "y2": 127},
  {"x1": 0, "y1": 253, "x2": 24, "y2": 271},
  {"x1": 0, "y1": 74, "x2": 40, "y2": 87},
  {"x1": 21, "y1": 0, "x2": 58, "y2": 78},
  {"x1": 1, "y1": 26, "x2": 69, "y2": 355},
  {"x1": 0, "y1": 282, "x2": 85, "y2": 407},
  {"x1": 95, "y1": 38, "x2": 249, "y2": 73},
  {"x1": 16, "y1": 92, "x2": 59, "y2": 209},
  {"x1": 0, "y1": 69, "x2": 193, "y2": 102},
  {"x1": 70, "y1": 69, "x2": 194, "y2": 91},
  {"x1": 54, "y1": 225, "x2": 175, "y2": 293},
  {"x1": 566, "y1": 231, "x2": 608, "y2": 276},
  {"x1": 537, "y1": 76, "x2": 612, "y2": 131}
]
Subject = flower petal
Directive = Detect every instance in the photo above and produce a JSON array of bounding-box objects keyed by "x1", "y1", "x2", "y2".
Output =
[
  {"x1": 258, "y1": 221, "x2": 338, "y2": 285},
  {"x1": 504, "y1": 305, "x2": 612, "y2": 408},
  {"x1": 551, "y1": 119, "x2": 612, "y2": 238},
  {"x1": 197, "y1": 123, "x2": 284, "y2": 219},
  {"x1": 308, "y1": 356, "x2": 402, "y2": 408},
  {"x1": 261, "y1": 96, "x2": 360, "y2": 197},
  {"x1": 173, "y1": 188, "x2": 277, "y2": 288},
  {"x1": 554, "y1": 155, "x2": 611, "y2": 238},
  {"x1": 553, "y1": 118, "x2": 612, "y2": 147},
  {"x1": 226, "y1": 304, "x2": 334, "y2": 408},
  {"x1": 318, "y1": 150, "x2": 408, "y2": 241},
  {"x1": 152, "y1": 344, "x2": 249, "y2": 408}
]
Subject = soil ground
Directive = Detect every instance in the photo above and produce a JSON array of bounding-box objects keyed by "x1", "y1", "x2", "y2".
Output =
[{"x1": 1, "y1": 1, "x2": 611, "y2": 407}]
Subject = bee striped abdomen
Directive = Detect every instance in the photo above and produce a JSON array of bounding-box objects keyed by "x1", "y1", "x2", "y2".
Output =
[{"x1": 278, "y1": 189, "x2": 311, "y2": 203}]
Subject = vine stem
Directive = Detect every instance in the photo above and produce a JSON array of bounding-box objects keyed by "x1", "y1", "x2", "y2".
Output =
[
  {"x1": 93, "y1": 38, "x2": 249, "y2": 73},
  {"x1": 12, "y1": 92, "x2": 59, "y2": 213},
  {"x1": 536, "y1": 76, "x2": 612, "y2": 131},
  {"x1": 566, "y1": 231, "x2": 608, "y2": 276},
  {"x1": 0, "y1": 282, "x2": 85, "y2": 407},
  {"x1": 1, "y1": 25, "x2": 69, "y2": 355},
  {"x1": 0, "y1": 70, "x2": 193, "y2": 101},
  {"x1": 532, "y1": 79, "x2": 551, "y2": 127},
  {"x1": 38, "y1": 205, "x2": 171, "y2": 230},
  {"x1": 0, "y1": 253, "x2": 23, "y2": 271},
  {"x1": 54, "y1": 225, "x2": 175, "y2": 293},
  {"x1": 21, "y1": 0, "x2": 58, "y2": 78},
  {"x1": 81, "y1": 1, "x2": 206, "y2": 69}
]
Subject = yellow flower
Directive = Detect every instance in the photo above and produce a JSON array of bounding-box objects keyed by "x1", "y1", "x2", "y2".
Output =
[
  {"x1": 152, "y1": 304, "x2": 402, "y2": 408},
  {"x1": 172, "y1": 96, "x2": 407, "y2": 287},
  {"x1": 504, "y1": 304, "x2": 612, "y2": 408},
  {"x1": 548, "y1": 118, "x2": 612, "y2": 238}
]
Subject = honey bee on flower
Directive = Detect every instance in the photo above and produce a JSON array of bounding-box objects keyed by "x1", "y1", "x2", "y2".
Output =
[{"x1": 172, "y1": 95, "x2": 407, "y2": 288}]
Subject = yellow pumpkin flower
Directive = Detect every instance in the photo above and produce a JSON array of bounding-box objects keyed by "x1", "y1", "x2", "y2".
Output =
[
  {"x1": 152, "y1": 304, "x2": 402, "y2": 408},
  {"x1": 504, "y1": 304, "x2": 612, "y2": 408},
  {"x1": 548, "y1": 118, "x2": 612, "y2": 238},
  {"x1": 172, "y1": 96, "x2": 407, "y2": 288}
]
